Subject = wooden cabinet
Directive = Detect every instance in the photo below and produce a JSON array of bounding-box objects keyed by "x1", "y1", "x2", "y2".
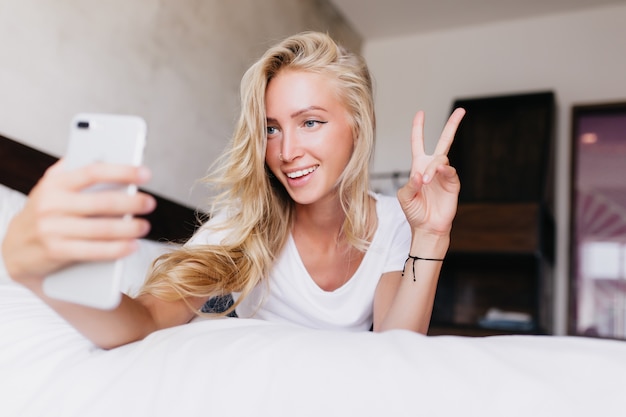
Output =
[{"x1": 429, "y1": 91, "x2": 556, "y2": 336}]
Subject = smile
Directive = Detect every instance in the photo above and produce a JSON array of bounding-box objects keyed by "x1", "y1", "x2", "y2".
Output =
[{"x1": 286, "y1": 165, "x2": 319, "y2": 179}]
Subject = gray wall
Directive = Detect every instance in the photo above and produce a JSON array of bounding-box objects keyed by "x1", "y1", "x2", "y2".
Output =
[{"x1": 0, "y1": 0, "x2": 360, "y2": 207}]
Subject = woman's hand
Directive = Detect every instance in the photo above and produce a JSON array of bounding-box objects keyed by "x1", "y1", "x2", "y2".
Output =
[
  {"x1": 2, "y1": 159, "x2": 156, "y2": 284},
  {"x1": 397, "y1": 108, "x2": 465, "y2": 236}
]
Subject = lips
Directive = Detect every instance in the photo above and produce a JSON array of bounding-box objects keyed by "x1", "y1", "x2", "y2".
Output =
[{"x1": 285, "y1": 165, "x2": 319, "y2": 179}]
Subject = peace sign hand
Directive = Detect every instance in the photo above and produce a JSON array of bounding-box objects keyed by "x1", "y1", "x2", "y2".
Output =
[{"x1": 397, "y1": 108, "x2": 466, "y2": 236}]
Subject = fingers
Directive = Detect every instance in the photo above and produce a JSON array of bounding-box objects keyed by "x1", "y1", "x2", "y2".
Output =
[
  {"x1": 415, "y1": 156, "x2": 460, "y2": 194},
  {"x1": 36, "y1": 162, "x2": 156, "y2": 217},
  {"x1": 397, "y1": 171, "x2": 423, "y2": 202},
  {"x1": 4, "y1": 162, "x2": 157, "y2": 282},
  {"x1": 434, "y1": 107, "x2": 466, "y2": 156},
  {"x1": 421, "y1": 155, "x2": 449, "y2": 184},
  {"x1": 42, "y1": 236, "x2": 142, "y2": 265},
  {"x1": 431, "y1": 164, "x2": 460, "y2": 191},
  {"x1": 61, "y1": 241, "x2": 140, "y2": 263},
  {"x1": 29, "y1": 197, "x2": 153, "y2": 269},
  {"x1": 407, "y1": 108, "x2": 463, "y2": 185},
  {"x1": 71, "y1": 163, "x2": 152, "y2": 193},
  {"x1": 65, "y1": 240, "x2": 140, "y2": 262},
  {"x1": 410, "y1": 107, "x2": 466, "y2": 158},
  {"x1": 35, "y1": 163, "x2": 155, "y2": 253},
  {"x1": 46, "y1": 161, "x2": 152, "y2": 193},
  {"x1": 29, "y1": 192, "x2": 154, "y2": 263},
  {"x1": 63, "y1": 190, "x2": 156, "y2": 217},
  {"x1": 32, "y1": 185, "x2": 156, "y2": 220},
  {"x1": 410, "y1": 110, "x2": 426, "y2": 160},
  {"x1": 38, "y1": 216, "x2": 152, "y2": 241},
  {"x1": 43, "y1": 222, "x2": 149, "y2": 264}
]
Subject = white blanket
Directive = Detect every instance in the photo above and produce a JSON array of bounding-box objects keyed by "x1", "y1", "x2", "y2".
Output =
[
  {"x1": 2, "y1": 184, "x2": 626, "y2": 417},
  {"x1": 1, "y1": 281, "x2": 626, "y2": 417}
]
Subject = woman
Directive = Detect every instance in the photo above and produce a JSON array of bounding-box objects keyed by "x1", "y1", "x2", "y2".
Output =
[{"x1": 2, "y1": 32, "x2": 465, "y2": 349}]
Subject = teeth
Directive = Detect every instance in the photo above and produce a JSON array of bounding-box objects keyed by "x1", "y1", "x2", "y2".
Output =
[{"x1": 286, "y1": 166, "x2": 318, "y2": 179}]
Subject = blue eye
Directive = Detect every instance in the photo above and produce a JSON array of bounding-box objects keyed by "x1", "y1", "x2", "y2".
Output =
[
  {"x1": 304, "y1": 120, "x2": 327, "y2": 128},
  {"x1": 267, "y1": 126, "x2": 278, "y2": 135}
]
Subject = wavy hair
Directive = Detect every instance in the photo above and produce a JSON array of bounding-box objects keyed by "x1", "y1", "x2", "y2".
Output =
[{"x1": 139, "y1": 31, "x2": 376, "y2": 316}]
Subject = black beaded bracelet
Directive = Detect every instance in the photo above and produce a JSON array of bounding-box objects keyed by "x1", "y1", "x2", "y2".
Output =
[{"x1": 401, "y1": 254, "x2": 445, "y2": 281}]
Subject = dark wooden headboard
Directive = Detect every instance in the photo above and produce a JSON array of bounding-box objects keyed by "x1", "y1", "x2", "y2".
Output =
[{"x1": 0, "y1": 134, "x2": 199, "y2": 243}]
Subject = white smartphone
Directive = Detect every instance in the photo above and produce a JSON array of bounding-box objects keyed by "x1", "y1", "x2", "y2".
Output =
[{"x1": 42, "y1": 113, "x2": 147, "y2": 310}]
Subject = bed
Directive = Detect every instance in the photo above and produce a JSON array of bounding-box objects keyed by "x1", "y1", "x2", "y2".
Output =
[{"x1": 1, "y1": 133, "x2": 626, "y2": 417}]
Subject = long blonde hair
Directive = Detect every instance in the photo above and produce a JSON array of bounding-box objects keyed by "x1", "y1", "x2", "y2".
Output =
[{"x1": 139, "y1": 31, "x2": 376, "y2": 315}]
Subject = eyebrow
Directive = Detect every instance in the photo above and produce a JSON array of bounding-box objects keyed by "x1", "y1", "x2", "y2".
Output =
[{"x1": 266, "y1": 106, "x2": 328, "y2": 124}]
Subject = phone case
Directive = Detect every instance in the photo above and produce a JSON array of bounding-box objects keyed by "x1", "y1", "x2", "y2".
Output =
[{"x1": 42, "y1": 113, "x2": 147, "y2": 310}]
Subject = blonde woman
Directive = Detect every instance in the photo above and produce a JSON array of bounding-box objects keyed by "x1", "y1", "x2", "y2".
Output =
[{"x1": 3, "y1": 31, "x2": 465, "y2": 349}]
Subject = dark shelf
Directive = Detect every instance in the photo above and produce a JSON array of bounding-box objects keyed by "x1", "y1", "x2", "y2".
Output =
[
  {"x1": 431, "y1": 91, "x2": 556, "y2": 336},
  {"x1": 432, "y1": 252, "x2": 546, "y2": 332}
]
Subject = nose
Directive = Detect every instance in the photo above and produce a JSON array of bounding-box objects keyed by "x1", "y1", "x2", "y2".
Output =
[{"x1": 280, "y1": 129, "x2": 302, "y2": 163}]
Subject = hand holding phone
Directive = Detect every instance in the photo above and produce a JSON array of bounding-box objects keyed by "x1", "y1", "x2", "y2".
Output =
[{"x1": 42, "y1": 113, "x2": 147, "y2": 309}]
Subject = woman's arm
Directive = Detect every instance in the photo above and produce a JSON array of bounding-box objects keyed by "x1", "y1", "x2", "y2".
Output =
[
  {"x1": 1, "y1": 160, "x2": 202, "y2": 349},
  {"x1": 373, "y1": 233, "x2": 448, "y2": 334},
  {"x1": 373, "y1": 109, "x2": 465, "y2": 333},
  {"x1": 26, "y1": 286, "x2": 202, "y2": 349}
]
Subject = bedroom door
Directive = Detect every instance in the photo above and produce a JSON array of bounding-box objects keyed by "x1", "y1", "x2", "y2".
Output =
[{"x1": 569, "y1": 101, "x2": 626, "y2": 340}]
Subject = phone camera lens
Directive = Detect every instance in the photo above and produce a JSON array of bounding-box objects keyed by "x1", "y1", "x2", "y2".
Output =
[{"x1": 77, "y1": 121, "x2": 90, "y2": 129}]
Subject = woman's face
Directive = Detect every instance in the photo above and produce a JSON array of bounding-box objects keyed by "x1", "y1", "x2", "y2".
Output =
[{"x1": 265, "y1": 69, "x2": 354, "y2": 206}]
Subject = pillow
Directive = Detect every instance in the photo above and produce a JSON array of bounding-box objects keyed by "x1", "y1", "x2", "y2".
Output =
[
  {"x1": 0, "y1": 184, "x2": 27, "y2": 238},
  {"x1": 121, "y1": 239, "x2": 176, "y2": 296},
  {"x1": 0, "y1": 185, "x2": 28, "y2": 283}
]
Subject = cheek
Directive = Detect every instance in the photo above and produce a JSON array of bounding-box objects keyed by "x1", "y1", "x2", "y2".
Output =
[
  {"x1": 265, "y1": 141, "x2": 280, "y2": 174},
  {"x1": 336, "y1": 125, "x2": 355, "y2": 164}
]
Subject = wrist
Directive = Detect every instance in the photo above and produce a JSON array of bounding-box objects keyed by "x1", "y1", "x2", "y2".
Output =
[
  {"x1": 410, "y1": 230, "x2": 450, "y2": 259},
  {"x1": 1, "y1": 241, "x2": 45, "y2": 288}
]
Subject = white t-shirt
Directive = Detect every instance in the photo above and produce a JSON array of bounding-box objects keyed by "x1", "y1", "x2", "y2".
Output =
[{"x1": 187, "y1": 193, "x2": 411, "y2": 331}]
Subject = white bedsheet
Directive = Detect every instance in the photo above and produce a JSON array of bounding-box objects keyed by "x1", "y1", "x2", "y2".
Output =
[
  {"x1": 1, "y1": 281, "x2": 625, "y2": 417},
  {"x1": 2, "y1": 184, "x2": 626, "y2": 416}
]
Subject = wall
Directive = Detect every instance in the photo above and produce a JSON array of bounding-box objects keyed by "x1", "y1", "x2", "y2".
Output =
[
  {"x1": 0, "y1": 0, "x2": 360, "y2": 207},
  {"x1": 363, "y1": 3, "x2": 626, "y2": 334}
]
